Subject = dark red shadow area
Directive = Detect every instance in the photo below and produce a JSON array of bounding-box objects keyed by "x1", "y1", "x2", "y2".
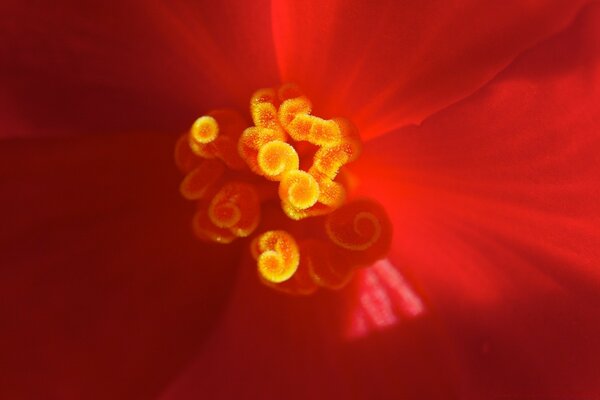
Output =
[{"x1": 0, "y1": 132, "x2": 243, "y2": 399}]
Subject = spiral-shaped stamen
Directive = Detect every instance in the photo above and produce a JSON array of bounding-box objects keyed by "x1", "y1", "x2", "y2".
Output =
[
  {"x1": 251, "y1": 102, "x2": 281, "y2": 132},
  {"x1": 252, "y1": 230, "x2": 300, "y2": 283},
  {"x1": 279, "y1": 170, "x2": 320, "y2": 210},
  {"x1": 208, "y1": 182, "x2": 260, "y2": 238},
  {"x1": 307, "y1": 118, "x2": 343, "y2": 146},
  {"x1": 250, "y1": 88, "x2": 283, "y2": 133},
  {"x1": 188, "y1": 110, "x2": 247, "y2": 170},
  {"x1": 312, "y1": 143, "x2": 359, "y2": 179},
  {"x1": 257, "y1": 140, "x2": 299, "y2": 180},
  {"x1": 314, "y1": 176, "x2": 346, "y2": 207},
  {"x1": 278, "y1": 97, "x2": 312, "y2": 136},
  {"x1": 259, "y1": 253, "x2": 318, "y2": 296},
  {"x1": 334, "y1": 117, "x2": 361, "y2": 155},
  {"x1": 178, "y1": 84, "x2": 392, "y2": 295},
  {"x1": 238, "y1": 127, "x2": 287, "y2": 175},
  {"x1": 325, "y1": 200, "x2": 392, "y2": 265},
  {"x1": 286, "y1": 114, "x2": 314, "y2": 142},
  {"x1": 191, "y1": 115, "x2": 219, "y2": 144}
]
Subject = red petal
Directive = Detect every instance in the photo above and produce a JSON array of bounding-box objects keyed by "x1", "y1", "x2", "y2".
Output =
[
  {"x1": 161, "y1": 256, "x2": 458, "y2": 399},
  {"x1": 1, "y1": 132, "x2": 243, "y2": 398},
  {"x1": 272, "y1": 0, "x2": 590, "y2": 140},
  {"x1": 0, "y1": 0, "x2": 277, "y2": 137},
  {"x1": 353, "y1": 3, "x2": 600, "y2": 396}
]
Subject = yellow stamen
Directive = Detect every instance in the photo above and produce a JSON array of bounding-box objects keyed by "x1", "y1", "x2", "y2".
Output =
[
  {"x1": 278, "y1": 97, "x2": 312, "y2": 135},
  {"x1": 189, "y1": 111, "x2": 247, "y2": 170},
  {"x1": 176, "y1": 84, "x2": 392, "y2": 295},
  {"x1": 250, "y1": 88, "x2": 283, "y2": 133},
  {"x1": 314, "y1": 176, "x2": 346, "y2": 207},
  {"x1": 279, "y1": 170, "x2": 320, "y2": 210},
  {"x1": 238, "y1": 127, "x2": 287, "y2": 176},
  {"x1": 257, "y1": 140, "x2": 299, "y2": 180},
  {"x1": 308, "y1": 118, "x2": 342, "y2": 146},
  {"x1": 252, "y1": 230, "x2": 299, "y2": 283},
  {"x1": 208, "y1": 182, "x2": 260, "y2": 237},
  {"x1": 191, "y1": 115, "x2": 219, "y2": 144}
]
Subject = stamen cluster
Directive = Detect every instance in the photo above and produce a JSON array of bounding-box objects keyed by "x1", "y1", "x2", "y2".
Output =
[{"x1": 175, "y1": 84, "x2": 391, "y2": 294}]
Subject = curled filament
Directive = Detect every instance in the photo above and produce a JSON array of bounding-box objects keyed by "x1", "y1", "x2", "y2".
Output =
[
  {"x1": 252, "y1": 230, "x2": 300, "y2": 283},
  {"x1": 325, "y1": 199, "x2": 392, "y2": 266},
  {"x1": 178, "y1": 84, "x2": 392, "y2": 295},
  {"x1": 209, "y1": 182, "x2": 261, "y2": 238}
]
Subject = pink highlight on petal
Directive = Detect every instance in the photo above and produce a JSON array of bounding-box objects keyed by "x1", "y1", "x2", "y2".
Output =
[
  {"x1": 374, "y1": 258, "x2": 425, "y2": 317},
  {"x1": 361, "y1": 269, "x2": 399, "y2": 328},
  {"x1": 346, "y1": 259, "x2": 425, "y2": 339}
]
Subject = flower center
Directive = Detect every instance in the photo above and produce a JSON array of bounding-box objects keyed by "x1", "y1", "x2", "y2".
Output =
[{"x1": 175, "y1": 84, "x2": 392, "y2": 295}]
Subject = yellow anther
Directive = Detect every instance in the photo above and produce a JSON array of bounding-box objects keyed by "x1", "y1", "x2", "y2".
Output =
[
  {"x1": 187, "y1": 110, "x2": 247, "y2": 170},
  {"x1": 178, "y1": 85, "x2": 391, "y2": 295},
  {"x1": 334, "y1": 118, "x2": 361, "y2": 147},
  {"x1": 311, "y1": 143, "x2": 357, "y2": 179},
  {"x1": 279, "y1": 170, "x2": 320, "y2": 210},
  {"x1": 251, "y1": 102, "x2": 281, "y2": 131},
  {"x1": 260, "y1": 242, "x2": 318, "y2": 295},
  {"x1": 238, "y1": 127, "x2": 287, "y2": 175},
  {"x1": 307, "y1": 118, "x2": 361, "y2": 206},
  {"x1": 191, "y1": 115, "x2": 219, "y2": 144},
  {"x1": 280, "y1": 201, "x2": 312, "y2": 220},
  {"x1": 257, "y1": 141, "x2": 299, "y2": 180},
  {"x1": 278, "y1": 96, "x2": 312, "y2": 132},
  {"x1": 308, "y1": 118, "x2": 342, "y2": 146},
  {"x1": 314, "y1": 176, "x2": 346, "y2": 208},
  {"x1": 180, "y1": 159, "x2": 225, "y2": 200},
  {"x1": 250, "y1": 88, "x2": 283, "y2": 132},
  {"x1": 253, "y1": 230, "x2": 300, "y2": 283},
  {"x1": 286, "y1": 114, "x2": 314, "y2": 142},
  {"x1": 208, "y1": 182, "x2": 260, "y2": 238}
]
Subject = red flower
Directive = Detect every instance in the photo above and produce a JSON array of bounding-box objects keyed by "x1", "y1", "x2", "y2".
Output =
[{"x1": 2, "y1": 1, "x2": 600, "y2": 399}]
